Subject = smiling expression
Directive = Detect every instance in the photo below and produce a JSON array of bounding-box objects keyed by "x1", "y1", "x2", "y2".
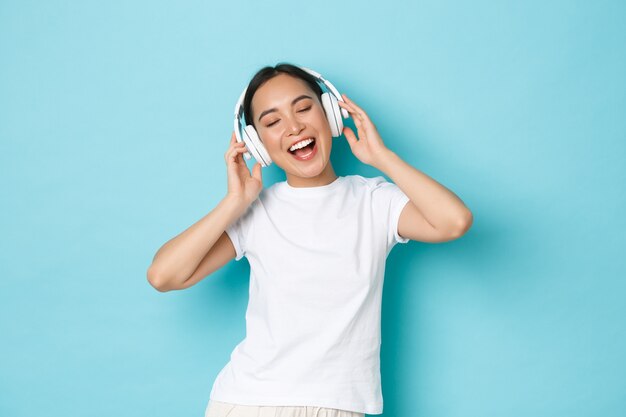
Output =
[{"x1": 250, "y1": 73, "x2": 337, "y2": 186}]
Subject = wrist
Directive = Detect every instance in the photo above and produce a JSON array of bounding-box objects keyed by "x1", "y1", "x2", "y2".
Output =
[
  {"x1": 373, "y1": 148, "x2": 399, "y2": 172},
  {"x1": 222, "y1": 193, "x2": 249, "y2": 212}
]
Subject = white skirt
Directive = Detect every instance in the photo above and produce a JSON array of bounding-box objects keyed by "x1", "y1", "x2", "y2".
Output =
[{"x1": 205, "y1": 399, "x2": 365, "y2": 417}]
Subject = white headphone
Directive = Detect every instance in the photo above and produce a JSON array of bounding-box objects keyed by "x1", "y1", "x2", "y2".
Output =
[{"x1": 233, "y1": 66, "x2": 350, "y2": 167}]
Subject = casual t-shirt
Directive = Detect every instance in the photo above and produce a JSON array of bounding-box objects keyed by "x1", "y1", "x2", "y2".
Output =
[{"x1": 207, "y1": 174, "x2": 410, "y2": 415}]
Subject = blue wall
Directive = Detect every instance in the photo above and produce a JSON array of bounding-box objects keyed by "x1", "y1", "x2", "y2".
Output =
[{"x1": 1, "y1": 1, "x2": 624, "y2": 416}]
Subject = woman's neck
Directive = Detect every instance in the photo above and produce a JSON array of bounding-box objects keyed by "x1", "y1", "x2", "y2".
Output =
[{"x1": 285, "y1": 164, "x2": 338, "y2": 188}]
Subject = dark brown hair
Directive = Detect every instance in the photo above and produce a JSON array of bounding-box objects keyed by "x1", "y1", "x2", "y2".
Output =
[{"x1": 243, "y1": 62, "x2": 324, "y2": 129}]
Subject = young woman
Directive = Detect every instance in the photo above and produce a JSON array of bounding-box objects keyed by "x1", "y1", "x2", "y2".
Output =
[{"x1": 147, "y1": 63, "x2": 473, "y2": 417}]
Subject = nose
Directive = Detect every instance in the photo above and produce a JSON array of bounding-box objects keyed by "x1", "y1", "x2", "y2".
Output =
[{"x1": 285, "y1": 114, "x2": 305, "y2": 135}]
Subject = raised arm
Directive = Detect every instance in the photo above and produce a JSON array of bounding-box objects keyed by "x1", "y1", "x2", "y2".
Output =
[
  {"x1": 338, "y1": 95, "x2": 473, "y2": 241},
  {"x1": 146, "y1": 196, "x2": 247, "y2": 292},
  {"x1": 146, "y1": 132, "x2": 263, "y2": 292}
]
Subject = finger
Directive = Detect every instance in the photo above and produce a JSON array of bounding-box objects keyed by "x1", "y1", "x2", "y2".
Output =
[
  {"x1": 227, "y1": 152, "x2": 241, "y2": 177},
  {"x1": 342, "y1": 94, "x2": 361, "y2": 109},
  {"x1": 343, "y1": 126, "x2": 358, "y2": 147},
  {"x1": 252, "y1": 162, "x2": 263, "y2": 182},
  {"x1": 342, "y1": 98, "x2": 374, "y2": 133},
  {"x1": 226, "y1": 143, "x2": 240, "y2": 159},
  {"x1": 352, "y1": 112, "x2": 365, "y2": 132},
  {"x1": 227, "y1": 148, "x2": 238, "y2": 162},
  {"x1": 338, "y1": 100, "x2": 364, "y2": 124},
  {"x1": 228, "y1": 142, "x2": 246, "y2": 156},
  {"x1": 342, "y1": 94, "x2": 369, "y2": 121},
  {"x1": 228, "y1": 146, "x2": 246, "y2": 162},
  {"x1": 231, "y1": 131, "x2": 236, "y2": 143},
  {"x1": 234, "y1": 147, "x2": 247, "y2": 157},
  {"x1": 338, "y1": 99, "x2": 357, "y2": 112},
  {"x1": 338, "y1": 100, "x2": 364, "y2": 131}
]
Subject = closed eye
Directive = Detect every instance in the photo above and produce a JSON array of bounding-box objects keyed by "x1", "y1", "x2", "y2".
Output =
[{"x1": 265, "y1": 106, "x2": 312, "y2": 127}]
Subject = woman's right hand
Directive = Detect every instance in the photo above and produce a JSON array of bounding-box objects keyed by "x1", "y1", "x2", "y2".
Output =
[{"x1": 225, "y1": 131, "x2": 263, "y2": 206}]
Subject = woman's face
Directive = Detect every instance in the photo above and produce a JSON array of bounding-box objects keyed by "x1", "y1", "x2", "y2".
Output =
[{"x1": 251, "y1": 73, "x2": 335, "y2": 183}]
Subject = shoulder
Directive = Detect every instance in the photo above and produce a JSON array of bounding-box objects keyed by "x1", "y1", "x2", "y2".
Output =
[{"x1": 343, "y1": 174, "x2": 392, "y2": 190}]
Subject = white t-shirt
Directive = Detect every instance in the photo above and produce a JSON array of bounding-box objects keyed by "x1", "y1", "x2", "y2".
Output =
[{"x1": 207, "y1": 174, "x2": 410, "y2": 415}]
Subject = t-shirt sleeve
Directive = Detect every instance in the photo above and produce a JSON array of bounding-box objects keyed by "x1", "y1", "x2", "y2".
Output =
[
  {"x1": 370, "y1": 176, "x2": 411, "y2": 251},
  {"x1": 224, "y1": 202, "x2": 255, "y2": 262}
]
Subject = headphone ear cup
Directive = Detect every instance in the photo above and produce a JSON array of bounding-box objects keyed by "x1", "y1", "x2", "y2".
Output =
[
  {"x1": 243, "y1": 124, "x2": 272, "y2": 167},
  {"x1": 321, "y1": 92, "x2": 343, "y2": 137}
]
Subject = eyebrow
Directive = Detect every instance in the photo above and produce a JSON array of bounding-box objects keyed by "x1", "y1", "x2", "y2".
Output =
[{"x1": 257, "y1": 94, "x2": 313, "y2": 123}]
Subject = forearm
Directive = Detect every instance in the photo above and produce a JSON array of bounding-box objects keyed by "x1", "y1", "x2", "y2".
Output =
[
  {"x1": 147, "y1": 195, "x2": 248, "y2": 288},
  {"x1": 374, "y1": 149, "x2": 472, "y2": 233}
]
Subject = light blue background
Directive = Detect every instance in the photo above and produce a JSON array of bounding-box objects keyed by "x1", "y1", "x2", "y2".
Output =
[{"x1": 1, "y1": 1, "x2": 624, "y2": 416}]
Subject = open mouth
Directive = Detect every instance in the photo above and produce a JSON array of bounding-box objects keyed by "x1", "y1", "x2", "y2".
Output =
[{"x1": 288, "y1": 138, "x2": 317, "y2": 160}]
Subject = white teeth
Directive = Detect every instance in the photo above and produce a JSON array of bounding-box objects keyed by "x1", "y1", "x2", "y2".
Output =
[{"x1": 289, "y1": 138, "x2": 314, "y2": 152}]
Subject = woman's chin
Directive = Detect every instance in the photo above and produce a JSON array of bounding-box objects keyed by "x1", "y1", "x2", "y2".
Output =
[{"x1": 288, "y1": 163, "x2": 324, "y2": 178}]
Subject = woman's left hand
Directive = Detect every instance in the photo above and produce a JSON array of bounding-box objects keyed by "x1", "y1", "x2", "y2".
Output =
[{"x1": 338, "y1": 94, "x2": 391, "y2": 168}]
